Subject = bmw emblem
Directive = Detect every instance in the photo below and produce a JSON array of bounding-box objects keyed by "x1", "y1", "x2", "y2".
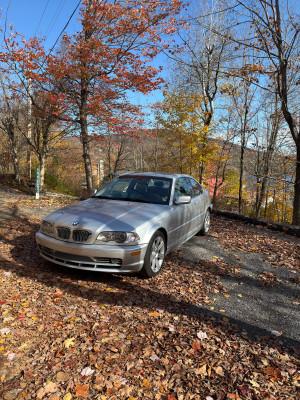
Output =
[{"x1": 72, "y1": 221, "x2": 79, "y2": 226}]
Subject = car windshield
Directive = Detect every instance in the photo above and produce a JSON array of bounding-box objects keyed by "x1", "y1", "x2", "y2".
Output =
[{"x1": 93, "y1": 176, "x2": 172, "y2": 205}]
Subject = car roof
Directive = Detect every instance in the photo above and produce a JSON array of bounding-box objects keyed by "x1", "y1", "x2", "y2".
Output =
[{"x1": 119, "y1": 172, "x2": 192, "y2": 180}]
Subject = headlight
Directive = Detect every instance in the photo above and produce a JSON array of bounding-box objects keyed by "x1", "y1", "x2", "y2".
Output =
[
  {"x1": 40, "y1": 220, "x2": 55, "y2": 237},
  {"x1": 96, "y1": 231, "x2": 140, "y2": 245}
]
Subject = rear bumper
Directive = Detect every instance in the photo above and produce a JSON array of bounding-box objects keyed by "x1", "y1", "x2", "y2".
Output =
[{"x1": 36, "y1": 232, "x2": 148, "y2": 273}]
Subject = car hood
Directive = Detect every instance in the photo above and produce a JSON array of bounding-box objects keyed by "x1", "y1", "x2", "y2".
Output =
[{"x1": 45, "y1": 198, "x2": 169, "y2": 232}]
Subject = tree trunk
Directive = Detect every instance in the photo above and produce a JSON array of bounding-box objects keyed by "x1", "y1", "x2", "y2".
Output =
[
  {"x1": 10, "y1": 137, "x2": 21, "y2": 184},
  {"x1": 81, "y1": 125, "x2": 93, "y2": 194},
  {"x1": 39, "y1": 152, "x2": 47, "y2": 192},
  {"x1": 293, "y1": 140, "x2": 300, "y2": 225},
  {"x1": 80, "y1": 80, "x2": 93, "y2": 194},
  {"x1": 7, "y1": 123, "x2": 21, "y2": 184},
  {"x1": 255, "y1": 111, "x2": 279, "y2": 218}
]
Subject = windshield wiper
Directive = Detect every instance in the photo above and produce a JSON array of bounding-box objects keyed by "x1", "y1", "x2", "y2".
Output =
[
  {"x1": 92, "y1": 195, "x2": 112, "y2": 199},
  {"x1": 126, "y1": 198, "x2": 153, "y2": 203}
]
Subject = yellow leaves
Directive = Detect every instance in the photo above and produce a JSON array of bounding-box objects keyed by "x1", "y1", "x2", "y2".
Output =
[
  {"x1": 142, "y1": 378, "x2": 151, "y2": 388},
  {"x1": 21, "y1": 302, "x2": 29, "y2": 307},
  {"x1": 293, "y1": 373, "x2": 300, "y2": 382},
  {"x1": 63, "y1": 394, "x2": 72, "y2": 400},
  {"x1": 18, "y1": 343, "x2": 28, "y2": 351},
  {"x1": 64, "y1": 337, "x2": 75, "y2": 349}
]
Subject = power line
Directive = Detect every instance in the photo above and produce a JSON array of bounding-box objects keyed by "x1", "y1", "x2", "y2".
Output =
[
  {"x1": 45, "y1": 0, "x2": 68, "y2": 38},
  {"x1": 48, "y1": 0, "x2": 81, "y2": 54},
  {"x1": 38, "y1": 0, "x2": 81, "y2": 71},
  {"x1": 34, "y1": 0, "x2": 51, "y2": 37}
]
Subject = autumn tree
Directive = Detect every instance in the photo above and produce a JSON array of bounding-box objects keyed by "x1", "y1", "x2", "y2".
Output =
[
  {"x1": 206, "y1": 111, "x2": 237, "y2": 206},
  {"x1": 167, "y1": 0, "x2": 233, "y2": 181},
  {"x1": 0, "y1": 0, "x2": 184, "y2": 193},
  {"x1": 0, "y1": 76, "x2": 23, "y2": 183},
  {"x1": 46, "y1": 0, "x2": 184, "y2": 194},
  {"x1": 231, "y1": 0, "x2": 300, "y2": 224},
  {"x1": 155, "y1": 90, "x2": 218, "y2": 178},
  {"x1": 251, "y1": 93, "x2": 282, "y2": 218}
]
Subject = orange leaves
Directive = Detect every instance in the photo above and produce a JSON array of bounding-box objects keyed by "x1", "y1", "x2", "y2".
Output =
[
  {"x1": 191, "y1": 341, "x2": 201, "y2": 351},
  {"x1": 75, "y1": 384, "x2": 89, "y2": 397},
  {"x1": 149, "y1": 311, "x2": 160, "y2": 317},
  {"x1": 263, "y1": 365, "x2": 282, "y2": 382}
]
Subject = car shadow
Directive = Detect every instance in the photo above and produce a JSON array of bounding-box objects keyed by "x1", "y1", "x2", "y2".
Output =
[{"x1": 0, "y1": 212, "x2": 299, "y2": 358}]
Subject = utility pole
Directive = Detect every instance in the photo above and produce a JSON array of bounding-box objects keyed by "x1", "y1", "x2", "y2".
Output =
[{"x1": 27, "y1": 77, "x2": 32, "y2": 178}]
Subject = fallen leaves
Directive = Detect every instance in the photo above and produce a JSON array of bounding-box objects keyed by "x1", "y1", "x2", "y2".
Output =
[
  {"x1": 263, "y1": 365, "x2": 282, "y2": 382},
  {"x1": 257, "y1": 271, "x2": 280, "y2": 286},
  {"x1": 74, "y1": 384, "x2": 89, "y2": 397},
  {"x1": 213, "y1": 218, "x2": 300, "y2": 271},
  {"x1": 80, "y1": 367, "x2": 95, "y2": 377},
  {"x1": 0, "y1": 196, "x2": 299, "y2": 400},
  {"x1": 63, "y1": 337, "x2": 75, "y2": 349},
  {"x1": 196, "y1": 330, "x2": 208, "y2": 340}
]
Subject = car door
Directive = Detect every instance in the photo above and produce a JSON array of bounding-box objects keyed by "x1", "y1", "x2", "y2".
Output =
[
  {"x1": 188, "y1": 177, "x2": 206, "y2": 231},
  {"x1": 167, "y1": 177, "x2": 194, "y2": 249}
]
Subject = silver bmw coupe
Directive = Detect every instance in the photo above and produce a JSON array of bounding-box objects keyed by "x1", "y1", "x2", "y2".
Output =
[{"x1": 36, "y1": 172, "x2": 212, "y2": 277}]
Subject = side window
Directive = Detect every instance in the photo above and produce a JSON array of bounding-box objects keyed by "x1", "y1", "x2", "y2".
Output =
[
  {"x1": 174, "y1": 177, "x2": 193, "y2": 201},
  {"x1": 189, "y1": 178, "x2": 203, "y2": 197}
]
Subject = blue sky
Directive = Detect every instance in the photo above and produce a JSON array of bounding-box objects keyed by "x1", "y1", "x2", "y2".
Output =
[{"x1": 1, "y1": 0, "x2": 81, "y2": 49}]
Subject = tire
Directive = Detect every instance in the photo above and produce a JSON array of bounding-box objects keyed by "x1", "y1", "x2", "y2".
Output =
[
  {"x1": 199, "y1": 209, "x2": 210, "y2": 236},
  {"x1": 139, "y1": 231, "x2": 166, "y2": 278}
]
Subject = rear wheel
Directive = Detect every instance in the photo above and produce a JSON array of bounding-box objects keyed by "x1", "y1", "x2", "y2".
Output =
[
  {"x1": 139, "y1": 231, "x2": 166, "y2": 278},
  {"x1": 199, "y1": 210, "x2": 210, "y2": 236}
]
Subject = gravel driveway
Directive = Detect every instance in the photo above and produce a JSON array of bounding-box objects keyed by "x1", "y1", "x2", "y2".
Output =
[
  {"x1": 1, "y1": 186, "x2": 299, "y2": 348},
  {"x1": 179, "y1": 227, "x2": 300, "y2": 348}
]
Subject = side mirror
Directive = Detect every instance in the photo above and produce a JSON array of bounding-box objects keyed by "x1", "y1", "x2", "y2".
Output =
[{"x1": 174, "y1": 195, "x2": 191, "y2": 205}]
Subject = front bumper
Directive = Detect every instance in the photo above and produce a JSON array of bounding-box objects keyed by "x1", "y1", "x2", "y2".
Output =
[{"x1": 36, "y1": 232, "x2": 148, "y2": 273}]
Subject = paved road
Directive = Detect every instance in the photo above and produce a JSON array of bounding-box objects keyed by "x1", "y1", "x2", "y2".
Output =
[{"x1": 1, "y1": 186, "x2": 299, "y2": 348}]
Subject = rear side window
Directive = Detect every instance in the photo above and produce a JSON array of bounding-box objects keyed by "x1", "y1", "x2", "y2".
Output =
[
  {"x1": 189, "y1": 178, "x2": 203, "y2": 197},
  {"x1": 174, "y1": 177, "x2": 193, "y2": 200}
]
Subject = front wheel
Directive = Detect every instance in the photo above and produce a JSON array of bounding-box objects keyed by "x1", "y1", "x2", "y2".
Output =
[
  {"x1": 139, "y1": 231, "x2": 166, "y2": 278},
  {"x1": 199, "y1": 210, "x2": 210, "y2": 236}
]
